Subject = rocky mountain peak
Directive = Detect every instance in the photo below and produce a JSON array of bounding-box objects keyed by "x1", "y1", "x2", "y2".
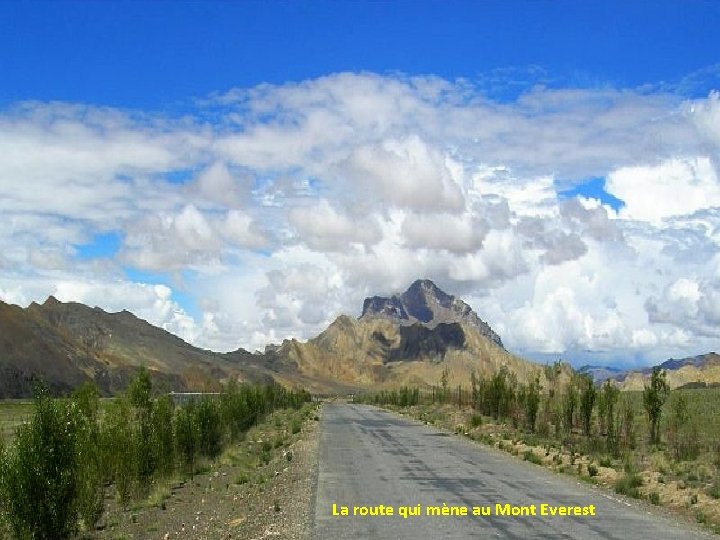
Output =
[{"x1": 360, "y1": 279, "x2": 504, "y2": 349}]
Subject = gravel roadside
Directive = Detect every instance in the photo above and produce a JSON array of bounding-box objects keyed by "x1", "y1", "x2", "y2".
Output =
[{"x1": 88, "y1": 405, "x2": 321, "y2": 540}]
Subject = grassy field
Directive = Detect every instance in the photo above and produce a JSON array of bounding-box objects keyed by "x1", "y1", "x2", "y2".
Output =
[
  {"x1": 624, "y1": 387, "x2": 720, "y2": 450},
  {"x1": 0, "y1": 401, "x2": 33, "y2": 443},
  {"x1": 0, "y1": 398, "x2": 120, "y2": 444}
]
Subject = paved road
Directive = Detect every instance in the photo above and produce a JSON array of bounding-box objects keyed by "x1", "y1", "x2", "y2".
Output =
[{"x1": 313, "y1": 403, "x2": 707, "y2": 539}]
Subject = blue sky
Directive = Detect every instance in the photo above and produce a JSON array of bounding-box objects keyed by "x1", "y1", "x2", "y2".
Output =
[
  {"x1": 1, "y1": 2, "x2": 719, "y2": 366},
  {"x1": 2, "y1": 1, "x2": 719, "y2": 108}
]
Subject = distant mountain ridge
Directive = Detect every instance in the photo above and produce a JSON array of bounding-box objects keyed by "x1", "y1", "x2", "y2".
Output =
[
  {"x1": 612, "y1": 352, "x2": 720, "y2": 390},
  {"x1": 577, "y1": 364, "x2": 626, "y2": 384},
  {"x1": 0, "y1": 296, "x2": 272, "y2": 398},
  {"x1": 0, "y1": 279, "x2": 558, "y2": 397},
  {"x1": 360, "y1": 279, "x2": 504, "y2": 349}
]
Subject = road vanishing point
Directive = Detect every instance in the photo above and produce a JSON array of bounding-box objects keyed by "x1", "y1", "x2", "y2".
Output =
[{"x1": 313, "y1": 403, "x2": 707, "y2": 539}]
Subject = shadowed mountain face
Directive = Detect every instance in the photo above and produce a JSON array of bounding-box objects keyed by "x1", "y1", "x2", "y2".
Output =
[
  {"x1": 387, "y1": 323, "x2": 466, "y2": 361},
  {"x1": 276, "y1": 280, "x2": 550, "y2": 393},
  {"x1": 361, "y1": 279, "x2": 504, "y2": 349},
  {"x1": 0, "y1": 280, "x2": 550, "y2": 397}
]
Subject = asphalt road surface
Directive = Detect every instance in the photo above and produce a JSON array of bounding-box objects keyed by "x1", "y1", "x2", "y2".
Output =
[{"x1": 313, "y1": 403, "x2": 707, "y2": 539}]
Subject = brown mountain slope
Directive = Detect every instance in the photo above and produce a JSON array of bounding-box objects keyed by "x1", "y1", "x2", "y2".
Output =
[
  {"x1": 1, "y1": 280, "x2": 565, "y2": 397},
  {"x1": 0, "y1": 299, "x2": 90, "y2": 397},
  {"x1": 615, "y1": 352, "x2": 720, "y2": 391},
  {"x1": 0, "y1": 297, "x2": 273, "y2": 397},
  {"x1": 273, "y1": 281, "x2": 554, "y2": 393}
]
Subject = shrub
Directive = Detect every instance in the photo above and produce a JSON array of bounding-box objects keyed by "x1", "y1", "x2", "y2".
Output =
[
  {"x1": 587, "y1": 463, "x2": 598, "y2": 477},
  {"x1": 599, "y1": 456, "x2": 613, "y2": 468},
  {"x1": 523, "y1": 450, "x2": 542, "y2": 465},
  {"x1": 470, "y1": 414, "x2": 483, "y2": 427},
  {"x1": 175, "y1": 401, "x2": 200, "y2": 476},
  {"x1": 648, "y1": 492, "x2": 660, "y2": 505},
  {"x1": 104, "y1": 397, "x2": 136, "y2": 506},
  {"x1": 0, "y1": 389, "x2": 82, "y2": 539},
  {"x1": 152, "y1": 395, "x2": 175, "y2": 478},
  {"x1": 291, "y1": 419, "x2": 302, "y2": 434},
  {"x1": 73, "y1": 409, "x2": 105, "y2": 531},
  {"x1": 614, "y1": 471, "x2": 643, "y2": 498},
  {"x1": 196, "y1": 398, "x2": 222, "y2": 459},
  {"x1": 707, "y1": 477, "x2": 720, "y2": 499}
]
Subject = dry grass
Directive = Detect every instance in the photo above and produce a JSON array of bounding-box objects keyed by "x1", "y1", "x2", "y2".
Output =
[{"x1": 385, "y1": 400, "x2": 720, "y2": 535}]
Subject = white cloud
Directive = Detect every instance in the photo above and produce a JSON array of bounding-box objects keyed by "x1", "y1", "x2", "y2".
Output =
[
  {"x1": 288, "y1": 200, "x2": 382, "y2": 251},
  {"x1": 340, "y1": 136, "x2": 465, "y2": 212},
  {"x1": 1, "y1": 75, "x2": 720, "y2": 365},
  {"x1": 606, "y1": 157, "x2": 720, "y2": 225},
  {"x1": 401, "y1": 212, "x2": 487, "y2": 253}
]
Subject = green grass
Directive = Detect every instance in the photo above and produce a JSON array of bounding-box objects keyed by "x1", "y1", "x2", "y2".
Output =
[
  {"x1": 0, "y1": 398, "x2": 118, "y2": 443},
  {"x1": 623, "y1": 388, "x2": 720, "y2": 450},
  {"x1": 0, "y1": 400, "x2": 34, "y2": 442},
  {"x1": 614, "y1": 471, "x2": 643, "y2": 498}
]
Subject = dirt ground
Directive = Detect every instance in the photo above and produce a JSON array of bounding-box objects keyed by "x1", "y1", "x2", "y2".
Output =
[{"x1": 86, "y1": 406, "x2": 321, "y2": 540}]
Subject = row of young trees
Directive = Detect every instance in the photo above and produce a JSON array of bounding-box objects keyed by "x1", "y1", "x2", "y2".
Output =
[
  {"x1": 0, "y1": 370, "x2": 310, "y2": 540},
  {"x1": 361, "y1": 364, "x2": 693, "y2": 460}
]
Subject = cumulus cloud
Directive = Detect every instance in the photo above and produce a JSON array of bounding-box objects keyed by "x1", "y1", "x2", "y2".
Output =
[
  {"x1": 2, "y1": 73, "x2": 720, "y2": 364},
  {"x1": 606, "y1": 157, "x2": 720, "y2": 225},
  {"x1": 400, "y1": 212, "x2": 487, "y2": 253},
  {"x1": 288, "y1": 200, "x2": 382, "y2": 251},
  {"x1": 646, "y1": 278, "x2": 720, "y2": 336},
  {"x1": 340, "y1": 136, "x2": 465, "y2": 212}
]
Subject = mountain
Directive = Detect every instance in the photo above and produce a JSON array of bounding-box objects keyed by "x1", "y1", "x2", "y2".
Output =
[
  {"x1": 0, "y1": 280, "x2": 565, "y2": 397},
  {"x1": 577, "y1": 364, "x2": 626, "y2": 385},
  {"x1": 614, "y1": 352, "x2": 720, "y2": 390},
  {"x1": 0, "y1": 296, "x2": 272, "y2": 398},
  {"x1": 361, "y1": 279, "x2": 503, "y2": 348},
  {"x1": 275, "y1": 280, "x2": 553, "y2": 393}
]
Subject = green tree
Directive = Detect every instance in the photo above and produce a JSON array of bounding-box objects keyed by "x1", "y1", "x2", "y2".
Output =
[
  {"x1": 667, "y1": 392, "x2": 699, "y2": 460},
  {"x1": 72, "y1": 382, "x2": 105, "y2": 531},
  {"x1": 129, "y1": 369, "x2": 156, "y2": 494},
  {"x1": 470, "y1": 370, "x2": 478, "y2": 409},
  {"x1": 618, "y1": 395, "x2": 636, "y2": 451},
  {"x1": 488, "y1": 368, "x2": 508, "y2": 420},
  {"x1": 72, "y1": 380, "x2": 100, "y2": 421},
  {"x1": 600, "y1": 381, "x2": 620, "y2": 455},
  {"x1": 562, "y1": 383, "x2": 578, "y2": 434},
  {"x1": 196, "y1": 398, "x2": 223, "y2": 459},
  {"x1": 523, "y1": 377, "x2": 542, "y2": 432},
  {"x1": 175, "y1": 401, "x2": 200, "y2": 475},
  {"x1": 128, "y1": 366, "x2": 152, "y2": 410},
  {"x1": 440, "y1": 367, "x2": 449, "y2": 404},
  {"x1": 643, "y1": 367, "x2": 669, "y2": 445},
  {"x1": 579, "y1": 375, "x2": 597, "y2": 436},
  {"x1": 152, "y1": 394, "x2": 176, "y2": 478},
  {"x1": 104, "y1": 396, "x2": 135, "y2": 507},
  {"x1": 0, "y1": 387, "x2": 82, "y2": 539}
]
